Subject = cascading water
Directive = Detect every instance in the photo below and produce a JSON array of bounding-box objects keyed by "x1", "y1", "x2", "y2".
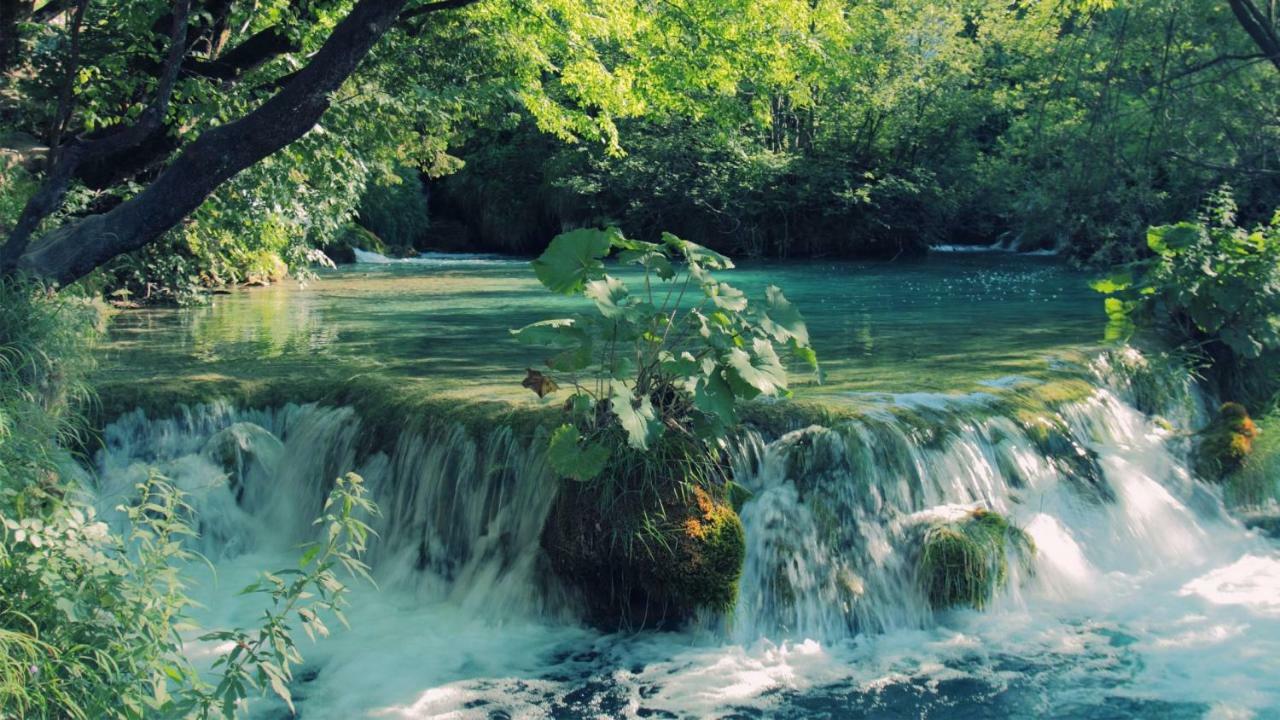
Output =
[{"x1": 88, "y1": 353, "x2": 1280, "y2": 718}]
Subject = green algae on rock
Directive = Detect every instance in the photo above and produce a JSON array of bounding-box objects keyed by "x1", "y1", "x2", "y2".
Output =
[
  {"x1": 1197, "y1": 402, "x2": 1261, "y2": 482},
  {"x1": 916, "y1": 508, "x2": 1034, "y2": 611}
]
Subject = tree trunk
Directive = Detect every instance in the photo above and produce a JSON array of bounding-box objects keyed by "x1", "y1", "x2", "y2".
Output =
[
  {"x1": 7, "y1": 0, "x2": 415, "y2": 285},
  {"x1": 0, "y1": 0, "x2": 35, "y2": 71},
  {"x1": 1227, "y1": 0, "x2": 1280, "y2": 73}
]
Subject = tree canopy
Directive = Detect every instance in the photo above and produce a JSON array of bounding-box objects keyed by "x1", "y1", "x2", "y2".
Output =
[{"x1": 0, "y1": 0, "x2": 1277, "y2": 293}]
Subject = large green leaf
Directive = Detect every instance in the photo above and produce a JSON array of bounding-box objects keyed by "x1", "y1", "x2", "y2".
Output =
[
  {"x1": 760, "y1": 285, "x2": 809, "y2": 345},
  {"x1": 511, "y1": 318, "x2": 585, "y2": 347},
  {"x1": 707, "y1": 281, "x2": 748, "y2": 312},
  {"x1": 724, "y1": 339, "x2": 787, "y2": 398},
  {"x1": 693, "y1": 371, "x2": 736, "y2": 427},
  {"x1": 615, "y1": 239, "x2": 676, "y2": 280},
  {"x1": 546, "y1": 424, "x2": 610, "y2": 481},
  {"x1": 662, "y1": 232, "x2": 734, "y2": 270},
  {"x1": 609, "y1": 381, "x2": 656, "y2": 449},
  {"x1": 1147, "y1": 223, "x2": 1199, "y2": 256},
  {"x1": 584, "y1": 275, "x2": 631, "y2": 319},
  {"x1": 532, "y1": 229, "x2": 613, "y2": 295},
  {"x1": 511, "y1": 319, "x2": 593, "y2": 371}
]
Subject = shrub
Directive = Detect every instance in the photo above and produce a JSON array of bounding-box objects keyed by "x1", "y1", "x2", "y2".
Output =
[
  {"x1": 0, "y1": 281, "x2": 377, "y2": 717},
  {"x1": 1094, "y1": 191, "x2": 1280, "y2": 409},
  {"x1": 516, "y1": 227, "x2": 816, "y2": 624}
]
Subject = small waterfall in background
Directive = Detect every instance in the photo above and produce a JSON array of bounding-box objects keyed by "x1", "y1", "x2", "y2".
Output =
[{"x1": 87, "y1": 349, "x2": 1280, "y2": 718}]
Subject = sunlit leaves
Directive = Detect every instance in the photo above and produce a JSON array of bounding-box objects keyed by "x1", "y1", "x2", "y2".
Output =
[
  {"x1": 609, "y1": 381, "x2": 658, "y2": 449},
  {"x1": 759, "y1": 285, "x2": 809, "y2": 346},
  {"x1": 1094, "y1": 211, "x2": 1280, "y2": 383},
  {"x1": 584, "y1": 275, "x2": 631, "y2": 318},
  {"x1": 514, "y1": 226, "x2": 817, "y2": 463},
  {"x1": 724, "y1": 339, "x2": 787, "y2": 399}
]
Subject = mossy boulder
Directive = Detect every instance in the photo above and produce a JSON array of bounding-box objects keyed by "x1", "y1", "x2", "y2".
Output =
[
  {"x1": 541, "y1": 448, "x2": 745, "y2": 629},
  {"x1": 202, "y1": 422, "x2": 283, "y2": 501},
  {"x1": 1197, "y1": 402, "x2": 1259, "y2": 481},
  {"x1": 324, "y1": 224, "x2": 388, "y2": 264},
  {"x1": 915, "y1": 507, "x2": 1033, "y2": 611}
]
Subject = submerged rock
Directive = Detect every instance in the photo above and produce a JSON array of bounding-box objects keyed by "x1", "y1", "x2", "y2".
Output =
[
  {"x1": 202, "y1": 421, "x2": 283, "y2": 502},
  {"x1": 541, "y1": 443, "x2": 745, "y2": 629}
]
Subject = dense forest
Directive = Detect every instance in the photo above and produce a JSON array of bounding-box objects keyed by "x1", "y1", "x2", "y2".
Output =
[
  {"x1": 3, "y1": 1, "x2": 1280, "y2": 718},
  {"x1": 1, "y1": 0, "x2": 1277, "y2": 297}
]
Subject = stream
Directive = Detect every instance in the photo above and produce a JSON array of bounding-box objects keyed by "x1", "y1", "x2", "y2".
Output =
[{"x1": 86, "y1": 253, "x2": 1280, "y2": 718}]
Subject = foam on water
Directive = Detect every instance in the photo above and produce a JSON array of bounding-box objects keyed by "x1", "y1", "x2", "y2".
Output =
[
  {"x1": 352, "y1": 248, "x2": 524, "y2": 267},
  {"x1": 89, "y1": 361, "x2": 1280, "y2": 718}
]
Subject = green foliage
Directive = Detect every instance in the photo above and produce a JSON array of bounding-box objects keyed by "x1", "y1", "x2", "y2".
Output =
[
  {"x1": 918, "y1": 509, "x2": 1033, "y2": 611},
  {"x1": 356, "y1": 167, "x2": 431, "y2": 254},
  {"x1": 185, "y1": 472, "x2": 377, "y2": 718},
  {"x1": 0, "y1": 276, "x2": 378, "y2": 717},
  {"x1": 0, "y1": 474, "x2": 199, "y2": 719},
  {"x1": 513, "y1": 227, "x2": 818, "y2": 472},
  {"x1": 0, "y1": 276, "x2": 101, "y2": 486},
  {"x1": 1093, "y1": 193, "x2": 1280, "y2": 406}
]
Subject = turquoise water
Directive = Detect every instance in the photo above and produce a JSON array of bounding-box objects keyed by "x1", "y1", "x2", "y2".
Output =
[
  {"x1": 89, "y1": 252, "x2": 1280, "y2": 719},
  {"x1": 97, "y1": 252, "x2": 1103, "y2": 402}
]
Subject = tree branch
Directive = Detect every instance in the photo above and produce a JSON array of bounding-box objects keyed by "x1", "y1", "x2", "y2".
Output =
[
  {"x1": 182, "y1": 24, "x2": 300, "y2": 81},
  {"x1": 1227, "y1": 0, "x2": 1280, "y2": 73},
  {"x1": 10, "y1": 0, "x2": 415, "y2": 284},
  {"x1": 0, "y1": 0, "x2": 192, "y2": 271}
]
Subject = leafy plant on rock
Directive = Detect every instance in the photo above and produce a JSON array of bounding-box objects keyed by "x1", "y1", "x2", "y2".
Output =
[
  {"x1": 514, "y1": 226, "x2": 818, "y2": 481},
  {"x1": 1094, "y1": 191, "x2": 1280, "y2": 408},
  {"x1": 515, "y1": 226, "x2": 816, "y2": 624}
]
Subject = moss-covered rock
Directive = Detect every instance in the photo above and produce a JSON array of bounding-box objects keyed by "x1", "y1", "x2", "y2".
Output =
[
  {"x1": 324, "y1": 224, "x2": 388, "y2": 264},
  {"x1": 1197, "y1": 402, "x2": 1260, "y2": 481},
  {"x1": 916, "y1": 508, "x2": 1033, "y2": 611},
  {"x1": 541, "y1": 437, "x2": 745, "y2": 629}
]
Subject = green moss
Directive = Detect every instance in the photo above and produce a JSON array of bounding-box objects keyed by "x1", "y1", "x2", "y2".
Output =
[
  {"x1": 1197, "y1": 402, "x2": 1260, "y2": 482},
  {"x1": 652, "y1": 486, "x2": 746, "y2": 612},
  {"x1": 1224, "y1": 410, "x2": 1280, "y2": 508},
  {"x1": 918, "y1": 508, "x2": 1033, "y2": 611},
  {"x1": 541, "y1": 431, "x2": 746, "y2": 629}
]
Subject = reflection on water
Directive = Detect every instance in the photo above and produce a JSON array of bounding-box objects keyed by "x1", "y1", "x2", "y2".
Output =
[{"x1": 98, "y1": 254, "x2": 1103, "y2": 401}]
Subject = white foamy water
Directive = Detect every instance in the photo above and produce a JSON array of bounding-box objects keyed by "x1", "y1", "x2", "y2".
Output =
[
  {"x1": 89, "y1": 365, "x2": 1280, "y2": 718},
  {"x1": 352, "y1": 248, "x2": 524, "y2": 267}
]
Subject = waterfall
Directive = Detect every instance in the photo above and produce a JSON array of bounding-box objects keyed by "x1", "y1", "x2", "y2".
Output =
[
  {"x1": 86, "y1": 350, "x2": 1280, "y2": 717},
  {"x1": 94, "y1": 402, "x2": 570, "y2": 620}
]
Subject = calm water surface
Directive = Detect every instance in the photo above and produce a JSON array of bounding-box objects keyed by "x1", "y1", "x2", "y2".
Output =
[{"x1": 98, "y1": 253, "x2": 1103, "y2": 401}]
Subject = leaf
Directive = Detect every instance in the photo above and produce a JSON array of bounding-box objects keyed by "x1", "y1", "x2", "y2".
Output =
[
  {"x1": 512, "y1": 319, "x2": 593, "y2": 371},
  {"x1": 531, "y1": 228, "x2": 613, "y2": 295},
  {"x1": 790, "y1": 340, "x2": 820, "y2": 375},
  {"x1": 760, "y1": 285, "x2": 810, "y2": 345},
  {"x1": 724, "y1": 339, "x2": 787, "y2": 398},
  {"x1": 584, "y1": 275, "x2": 630, "y2": 319},
  {"x1": 546, "y1": 424, "x2": 610, "y2": 481},
  {"x1": 707, "y1": 282, "x2": 748, "y2": 312},
  {"x1": 511, "y1": 318, "x2": 584, "y2": 348},
  {"x1": 1090, "y1": 270, "x2": 1133, "y2": 295},
  {"x1": 693, "y1": 372, "x2": 737, "y2": 427},
  {"x1": 662, "y1": 232, "x2": 734, "y2": 269},
  {"x1": 609, "y1": 382, "x2": 657, "y2": 449},
  {"x1": 521, "y1": 368, "x2": 560, "y2": 398},
  {"x1": 1147, "y1": 223, "x2": 1198, "y2": 256},
  {"x1": 615, "y1": 239, "x2": 676, "y2": 280}
]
